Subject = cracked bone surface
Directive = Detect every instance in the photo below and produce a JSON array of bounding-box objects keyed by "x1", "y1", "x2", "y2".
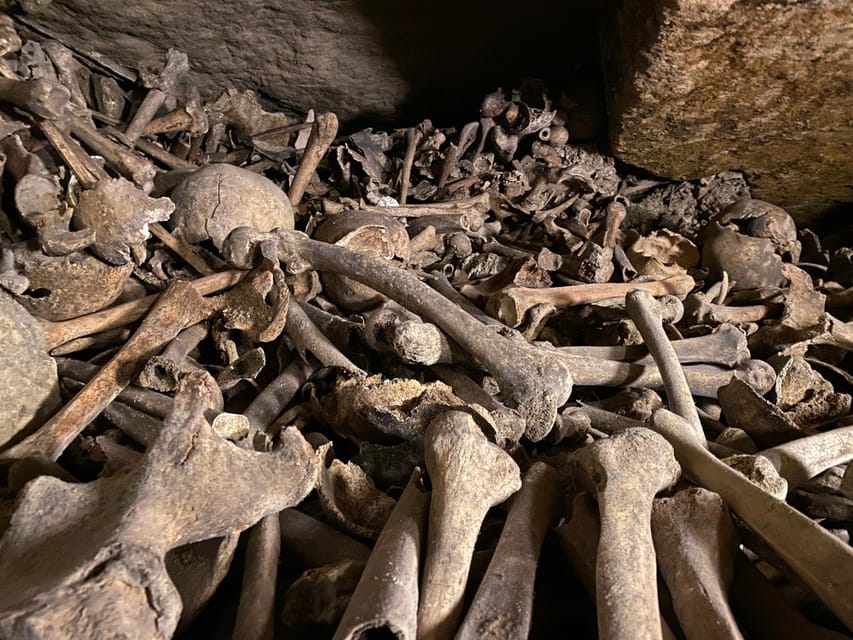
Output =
[
  {"x1": 649, "y1": 408, "x2": 853, "y2": 630},
  {"x1": 0, "y1": 373, "x2": 316, "y2": 639},
  {"x1": 456, "y1": 461, "x2": 562, "y2": 640},
  {"x1": 652, "y1": 488, "x2": 744, "y2": 640},
  {"x1": 417, "y1": 409, "x2": 521, "y2": 640},
  {"x1": 224, "y1": 227, "x2": 574, "y2": 441},
  {"x1": 570, "y1": 428, "x2": 681, "y2": 640}
]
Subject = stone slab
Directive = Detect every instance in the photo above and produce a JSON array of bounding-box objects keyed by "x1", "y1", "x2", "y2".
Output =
[{"x1": 603, "y1": 0, "x2": 853, "y2": 221}]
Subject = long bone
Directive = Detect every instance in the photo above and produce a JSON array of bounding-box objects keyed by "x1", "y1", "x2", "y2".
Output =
[
  {"x1": 334, "y1": 470, "x2": 429, "y2": 640},
  {"x1": 555, "y1": 492, "x2": 679, "y2": 640},
  {"x1": 1, "y1": 265, "x2": 285, "y2": 464},
  {"x1": 758, "y1": 426, "x2": 853, "y2": 491},
  {"x1": 456, "y1": 462, "x2": 562, "y2": 640},
  {"x1": 651, "y1": 488, "x2": 744, "y2": 640},
  {"x1": 626, "y1": 289, "x2": 702, "y2": 437},
  {"x1": 558, "y1": 323, "x2": 749, "y2": 367},
  {"x1": 417, "y1": 410, "x2": 521, "y2": 640},
  {"x1": 568, "y1": 356, "x2": 774, "y2": 398},
  {"x1": 570, "y1": 428, "x2": 681, "y2": 640},
  {"x1": 224, "y1": 227, "x2": 575, "y2": 441},
  {"x1": 649, "y1": 408, "x2": 853, "y2": 631},
  {"x1": 490, "y1": 274, "x2": 695, "y2": 327}
]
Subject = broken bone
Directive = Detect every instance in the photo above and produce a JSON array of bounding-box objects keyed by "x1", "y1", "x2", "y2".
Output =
[
  {"x1": 0, "y1": 373, "x2": 316, "y2": 639},
  {"x1": 418, "y1": 410, "x2": 521, "y2": 640},
  {"x1": 333, "y1": 469, "x2": 429, "y2": 640},
  {"x1": 570, "y1": 428, "x2": 681, "y2": 640},
  {"x1": 652, "y1": 488, "x2": 744, "y2": 640},
  {"x1": 289, "y1": 111, "x2": 338, "y2": 206}
]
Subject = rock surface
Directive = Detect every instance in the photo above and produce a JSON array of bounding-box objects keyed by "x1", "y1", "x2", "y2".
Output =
[
  {"x1": 0, "y1": 291, "x2": 60, "y2": 447},
  {"x1": 11, "y1": 0, "x2": 597, "y2": 125},
  {"x1": 603, "y1": 0, "x2": 853, "y2": 221}
]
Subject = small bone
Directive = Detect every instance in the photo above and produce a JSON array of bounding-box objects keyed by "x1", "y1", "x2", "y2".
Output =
[
  {"x1": 289, "y1": 112, "x2": 338, "y2": 206},
  {"x1": 718, "y1": 378, "x2": 808, "y2": 448},
  {"x1": 456, "y1": 462, "x2": 562, "y2": 640},
  {"x1": 570, "y1": 428, "x2": 680, "y2": 640},
  {"x1": 759, "y1": 426, "x2": 853, "y2": 491},
  {"x1": 225, "y1": 228, "x2": 574, "y2": 440},
  {"x1": 243, "y1": 356, "x2": 316, "y2": 433},
  {"x1": 334, "y1": 470, "x2": 429, "y2": 640},
  {"x1": 684, "y1": 292, "x2": 781, "y2": 325},
  {"x1": 722, "y1": 454, "x2": 788, "y2": 499},
  {"x1": 399, "y1": 125, "x2": 424, "y2": 205},
  {"x1": 626, "y1": 288, "x2": 703, "y2": 437},
  {"x1": 363, "y1": 301, "x2": 455, "y2": 366},
  {"x1": 558, "y1": 323, "x2": 749, "y2": 368},
  {"x1": 652, "y1": 488, "x2": 744, "y2": 640},
  {"x1": 138, "y1": 322, "x2": 208, "y2": 392},
  {"x1": 418, "y1": 410, "x2": 521, "y2": 640},
  {"x1": 649, "y1": 408, "x2": 853, "y2": 630},
  {"x1": 489, "y1": 274, "x2": 695, "y2": 327}
]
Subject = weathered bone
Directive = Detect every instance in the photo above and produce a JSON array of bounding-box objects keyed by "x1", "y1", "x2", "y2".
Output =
[
  {"x1": 652, "y1": 488, "x2": 743, "y2": 640},
  {"x1": 649, "y1": 408, "x2": 853, "y2": 630},
  {"x1": 759, "y1": 426, "x2": 853, "y2": 491},
  {"x1": 626, "y1": 288, "x2": 703, "y2": 437},
  {"x1": 39, "y1": 269, "x2": 245, "y2": 351},
  {"x1": 489, "y1": 274, "x2": 695, "y2": 327},
  {"x1": 570, "y1": 428, "x2": 680, "y2": 640},
  {"x1": 233, "y1": 514, "x2": 279, "y2": 640},
  {"x1": 2, "y1": 266, "x2": 284, "y2": 463},
  {"x1": 456, "y1": 462, "x2": 562, "y2": 640},
  {"x1": 0, "y1": 373, "x2": 316, "y2": 638},
  {"x1": 418, "y1": 410, "x2": 521, "y2": 640},
  {"x1": 558, "y1": 322, "x2": 749, "y2": 367},
  {"x1": 289, "y1": 112, "x2": 338, "y2": 206},
  {"x1": 555, "y1": 492, "x2": 679, "y2": 640},
  {"x1": 224, "y1": 227, "x2": 574, "y2": 441},
  {"x1": 334, "y1": 469, "x2": 429, "y2": 640}
]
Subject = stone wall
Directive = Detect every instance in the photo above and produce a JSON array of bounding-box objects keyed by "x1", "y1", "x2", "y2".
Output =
[
  {"x1": 603, "y1": 0, "x2": 853, "y2": 221},
  {"x1": 8, "y1": 0, "x2": 852, "y2": 221}
]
